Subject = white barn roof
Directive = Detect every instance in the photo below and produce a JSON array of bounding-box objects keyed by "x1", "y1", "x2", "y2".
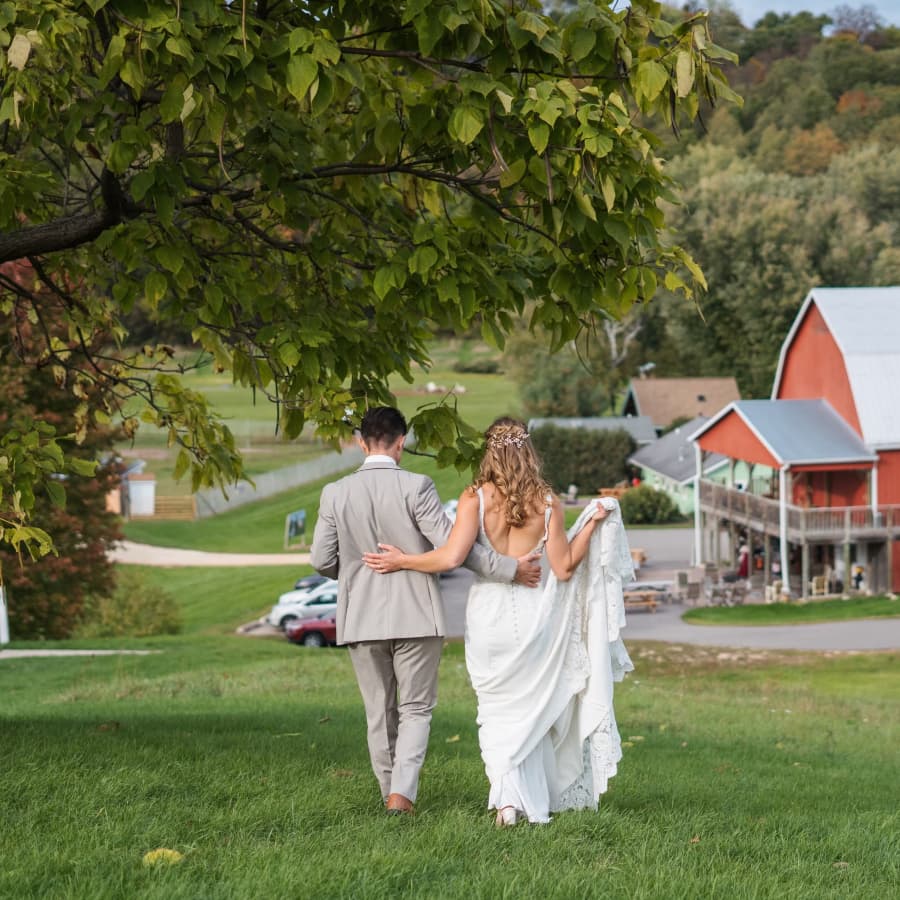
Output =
[{"x1": 772, "y1": 287, "x2": 900, "y2": 448}]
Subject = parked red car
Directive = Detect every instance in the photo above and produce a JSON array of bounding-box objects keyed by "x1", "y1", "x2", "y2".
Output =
[{"x1": 285, "y1": 612, "x2": 337, "y2": 648}]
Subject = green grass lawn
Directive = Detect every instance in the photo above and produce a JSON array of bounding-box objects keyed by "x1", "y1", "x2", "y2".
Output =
[
  {"x1": 684, "y1": 596, "x2": 900, "y2": 627},
  {"x1": 123, "y1": 455, "x2": 475, "y2": 553},
  {"x1": 123, "y1": 339, "x2": 516, "y2": 497},
  {"x1": 1, "y1": 632, "x2": 896, "y2": 899}
]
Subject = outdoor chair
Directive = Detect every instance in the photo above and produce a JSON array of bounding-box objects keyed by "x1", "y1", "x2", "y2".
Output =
[
  {"x1": 685, "y1": 582, "x2": 702, "y2": 605},
  {"x1": 809, "y1": 574, "x2": 828, "y2": 597},
  {"x1": 765, "y1": 580, "x2": 784, "y2": 604}
]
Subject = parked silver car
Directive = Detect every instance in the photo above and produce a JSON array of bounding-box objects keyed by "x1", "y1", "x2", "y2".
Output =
[{"x1": 266, "y1": 579, "x2": 338, "y2": 629}]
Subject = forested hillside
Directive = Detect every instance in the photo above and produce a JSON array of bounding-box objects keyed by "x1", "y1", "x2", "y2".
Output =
[{"x1": 636, "y1": 2, "x2": 900, "y2": 398}]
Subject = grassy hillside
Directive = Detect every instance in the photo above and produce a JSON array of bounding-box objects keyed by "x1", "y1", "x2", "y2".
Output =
[{"x1": 1, "y1": 637, "x2": 896, "y2": 899}]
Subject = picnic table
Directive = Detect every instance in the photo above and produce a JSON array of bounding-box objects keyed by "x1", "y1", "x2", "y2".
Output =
[{"x1": 623, "y1": 590, "x2": 658, "y2": 613}]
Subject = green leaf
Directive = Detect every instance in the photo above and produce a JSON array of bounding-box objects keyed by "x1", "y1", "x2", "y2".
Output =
[
  {"x1": 416, "y1": 15, "x2": 444, "y2": 56},
  {"x1": 375, "y1": 116, "x2": 402, "y2": 156},
  {"x1": 601, "y1": 177, "x2": 615, "y2": 213},
  {"x1": 68, "y1": 458, "x2": 98, "y2": 477},
  {"x1": 165, "y1": 36, "x2": 193, "y2": 60},
  {"x1": 495, "y1": 89, "x2": 514, "y2": 115},
  {"x1": 286, "y1": 54, "x2": 318, "y2": 102},
  {"x1": 288, "y1": 27, "x2": 314, "y2": 53},
  {"x1": 449, "y1": 106, "x2": 484, "y2": 145},
  {"x1": 160, "y1": 82, "x2": 185, "y2": 123},
  {"x1": 144, "y1": 271, "x2": 167, "y2": 306},
  {"x1": 634, "y1": 61, "x2": 669, "y2": 103},
  {"x1": 373, "y1": 266, "x2": 394, "y2": 300},
  {"x1": 568, "y1": 27, "x2": 596, "y2": 62},
  {"x1": 676, "y1": 51, "x2": 694, "y2": 99},
  {"x1": 515, "y1": 11, "x2": 550, "y2": 42},
  {"x1": 154, "y1": 245, "x2": 183, "y2": 274},
  {"x1": 574, "y1": 189, "x2": 597, "y2": 222},
  {"x1": 528, "y1": 122, "x2": 550, "y2": 155},
  {"x1": 173, "y1": 449, "x2": 191, "y2": 481},
  {"x1": 107, "y1": 140, "x2": 137, "y2": 174},
  {"x1": 45, "y1": 480, "x2": 66, "y2": 509},
  {"x1": 119, "y1": 59, "x2": 144, "y2": 93},
  {"x1": 409, "y1": 246, "x2": 438, "y2": 277},
  {"x1": 499, "y1": 158, "x2": 527, "y2": 188}
]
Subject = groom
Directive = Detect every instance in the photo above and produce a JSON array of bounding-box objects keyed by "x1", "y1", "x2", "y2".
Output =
[{"x1": 311, "y1": 406, "x2": 540, "y2": 815}]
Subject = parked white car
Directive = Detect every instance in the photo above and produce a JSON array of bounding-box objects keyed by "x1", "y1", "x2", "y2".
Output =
[{"x1": 266, "y1": 579, "x2": 338, "y2": 629}]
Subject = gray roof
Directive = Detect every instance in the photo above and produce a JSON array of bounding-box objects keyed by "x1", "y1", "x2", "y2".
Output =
[
  {"x1": 528, "y1": 416, "x2": 657, "y2": 445},
  {"x1": 691, "y1": 399, "x2": 877, "y2": 466},
  {"x1": 773, "y1": 287, "x2": 900, "y2": 448},
  {"x1": 629, "y1": 416, "x2": 728, "y2": 483}
]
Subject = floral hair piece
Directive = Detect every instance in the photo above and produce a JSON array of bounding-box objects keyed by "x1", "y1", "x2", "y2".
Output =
[{"x1": 487, "y1": 431, "x2": 530, "y2": 449}]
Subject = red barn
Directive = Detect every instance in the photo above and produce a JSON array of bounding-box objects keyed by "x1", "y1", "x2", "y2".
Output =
[{"x1": 690, "y1": 287, "x2": 900, "y2": 597}]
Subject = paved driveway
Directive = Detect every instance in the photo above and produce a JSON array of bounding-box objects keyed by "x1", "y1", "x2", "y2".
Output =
[{"x1": 113, "y1": 531, "x2": 899, "y2": 652}]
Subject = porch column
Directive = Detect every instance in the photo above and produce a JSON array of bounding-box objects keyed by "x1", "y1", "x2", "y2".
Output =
[
  {"x1": 694, "y1": 444, "x2": 703, "y2": 566},
  {"x1": 801, "y1": 542, "x2": 809, "y2": 600},
  {"x1": 887, "y1": 527, "x2": 895, "y2": 597},
  {"x1": 779, "y1": 465, "x2": 790, "y2": 596},
  {"x1": 871, "y1": 463, "x2": 879, "y2": 519},
  {"x1": 843, "y1": 541, "x2": 852, "y2": 596}
]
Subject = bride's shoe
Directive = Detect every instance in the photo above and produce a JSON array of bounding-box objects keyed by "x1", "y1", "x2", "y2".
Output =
[{"x1": 494, "y1": 806, "x2": 519, "y2": 828}]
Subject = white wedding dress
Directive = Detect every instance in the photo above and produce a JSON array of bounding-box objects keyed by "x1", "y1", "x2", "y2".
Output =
[{"x1": 464, "y1": 491, "x2": 634, "y2": 823}]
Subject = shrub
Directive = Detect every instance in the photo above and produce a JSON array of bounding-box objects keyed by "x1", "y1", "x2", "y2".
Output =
[
  {"x1": 452, "y1": 358, "x2": 502, "y2": 374},
  {"x1": 619, "y1": 485, "x2": 680, "y2": 525},
  {"x1": 531, "y1": 425, "x2": 635, "y2": 493},
  {"x1": 75, "y1": 569, "x2": 182, "y2": 638}
]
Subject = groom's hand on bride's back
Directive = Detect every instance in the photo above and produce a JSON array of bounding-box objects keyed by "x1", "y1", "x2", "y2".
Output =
[{"x1": 513, "y1": 552, "x2": 541, "y2": 587}]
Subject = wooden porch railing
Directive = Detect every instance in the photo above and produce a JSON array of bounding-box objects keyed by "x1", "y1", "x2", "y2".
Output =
[{"x1": 698, "y1": 481, "x2": 900, "y2": 540}]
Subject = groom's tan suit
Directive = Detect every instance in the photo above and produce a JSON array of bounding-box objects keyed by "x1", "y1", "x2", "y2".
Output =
[{"x1": 311, "y1": 456, "x2": 516, "y2": 804}]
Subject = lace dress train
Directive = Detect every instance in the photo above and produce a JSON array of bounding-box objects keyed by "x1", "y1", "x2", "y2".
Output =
[{"x1": 464, "y1": 494, "x2": 634, "y2": 823}]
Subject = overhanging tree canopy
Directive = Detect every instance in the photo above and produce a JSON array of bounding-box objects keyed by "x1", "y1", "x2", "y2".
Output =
[{"x1": 0, "y1": 0, "x2": 737, "y2": 554}]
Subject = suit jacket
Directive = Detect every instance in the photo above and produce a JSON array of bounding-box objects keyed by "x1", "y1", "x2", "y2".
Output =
[{"x1": 311, "y1": 461, "x2": 517, "y2": 644}]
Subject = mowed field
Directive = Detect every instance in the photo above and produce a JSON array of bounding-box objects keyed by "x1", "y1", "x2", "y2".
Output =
[
  {"x1": 2, "y1": 625, "x2": 896, "y2": 899},
  {"x1": 121, "y1": 339, "x2": 515, "y2": 497}
]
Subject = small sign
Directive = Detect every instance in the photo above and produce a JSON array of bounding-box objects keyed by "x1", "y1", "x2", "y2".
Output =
[{"x1": 284, "y1": 509, "x2": 307, "y2": 550}]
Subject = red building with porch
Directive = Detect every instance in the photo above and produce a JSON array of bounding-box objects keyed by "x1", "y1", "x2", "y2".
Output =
[{"x1": 690, "y1": 287, "x2": 900, "y2": 597}]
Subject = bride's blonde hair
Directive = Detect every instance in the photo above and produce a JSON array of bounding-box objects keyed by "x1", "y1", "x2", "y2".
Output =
[{"x1": 473, "y1": 417, "x2": 550, "y2": 527}]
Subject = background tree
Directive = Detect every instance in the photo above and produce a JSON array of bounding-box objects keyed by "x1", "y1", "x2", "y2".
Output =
[
  {"x1": 643, "y1": 143, "x2": 898, "y2": 397},
  {"x1": 0, "y1": 0, "x2": 737, "y2": 553},
  {"x1": 530, "y1": 424, "x2": 635, "y2": 492},
  {"x1": 0, "y1": 300, "x2": 122, "y2": 639}
]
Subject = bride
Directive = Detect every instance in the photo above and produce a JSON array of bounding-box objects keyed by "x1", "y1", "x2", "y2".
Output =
[{"x1": 363, "y1": 417, "x2": 634, "y2": 826}]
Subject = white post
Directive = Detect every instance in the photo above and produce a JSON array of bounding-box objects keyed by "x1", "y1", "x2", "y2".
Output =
[
  {"x1": 779, "y1": 465, "x2": 790, "y2": 597},
  {"x1": 694, "y1": 444, "x2": 703, "y2": 566},
  {"x1": 0, "y1": 585, "x2": 9, "y2": 646},
  {"x1": 871, "y1": 463, "x2": 879, "y2": 519}
]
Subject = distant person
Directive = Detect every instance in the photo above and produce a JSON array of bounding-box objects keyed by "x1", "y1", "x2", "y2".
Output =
[
  {"x1": 737, "y1": 541, "x2": 750, "y2": 579},
  {"x1": 310, "y1": 407, "x2": 540, "y2": 816},
  {"x1": 365, "y1": 418, "x2": 634, "y2": 826}
]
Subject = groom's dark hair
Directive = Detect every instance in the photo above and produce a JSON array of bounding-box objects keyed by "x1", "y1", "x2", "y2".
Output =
[{"x1": 360, "y1": 406, "x2": 407, "y2": 447}]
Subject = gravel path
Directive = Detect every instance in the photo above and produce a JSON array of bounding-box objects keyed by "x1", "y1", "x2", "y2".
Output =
[{"x1": 112, "y1": 541, "x2": 309, "y2": 567}]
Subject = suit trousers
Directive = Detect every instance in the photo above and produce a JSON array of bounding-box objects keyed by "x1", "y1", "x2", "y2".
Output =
[{"x1": 347, "y1": 636, "x2": 444, "y2": 803}]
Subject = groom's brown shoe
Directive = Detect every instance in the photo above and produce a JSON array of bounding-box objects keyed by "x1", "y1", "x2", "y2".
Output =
[{"x1": 385, "y1": 793, "x2": 414, "y2": 816}]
